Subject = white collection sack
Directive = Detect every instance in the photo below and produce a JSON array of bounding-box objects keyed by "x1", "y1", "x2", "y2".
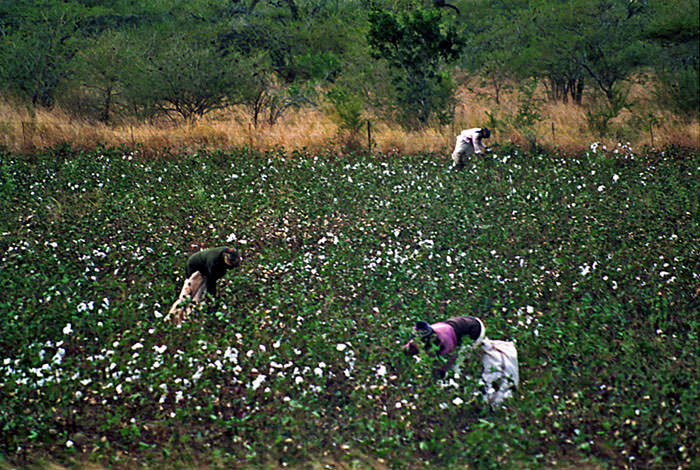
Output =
[
  {"x1": 479, "y1": 338, "x2": 519, "y2": 406},
  {"x1": 167, "y1": 271, "x2": 207, "y2": 325}
]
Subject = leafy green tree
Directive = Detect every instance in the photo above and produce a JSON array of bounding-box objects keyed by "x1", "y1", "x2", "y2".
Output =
[
  {"x1": 132, "y1": 31, "x2": 252, "y2": 122},
  {"x1": 326, "y1": 86, "x2": 366, "y2": 135},
  {"x1": 0, "y1": 2, "x2": 82, "y2": 106},
  {"x1": 516, "y1": 1, "x2": 588, "y2": 104},
  {"x1": 645, "y1": 0, "x2": 699, "y2": 116},
  {"x1": 367, "y1": 6, "x2": 465, "y2": 127},
  {"x1": 237, "y1": 60, "x2": 317, "y2": 127},
  {"x1": 219, "y1": 0, "x2": 355, "y2": 84},
  {"x1": 460, "y1": 0, "x2": 528, "y2": 104},
  {"x1": 69, "y1": 31, "x2": 132, "y2": 122},
  {"x1": 567, "y1": 0, "x2": 649, "y2": 103}
]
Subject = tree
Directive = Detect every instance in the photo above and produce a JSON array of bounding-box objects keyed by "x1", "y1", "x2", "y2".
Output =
[
  {"x1": 367, "y1": 6, "x2": 465, "y2": 127},
  {"x1": 460, "y1": 0, "x2": 529, "y2": 104},
  {"x1": 0, "y1": 3, "x2": 81, "y2": 106},
  {"x1": 568, "y1": 0, "x2": 649, "y2": 103},
  {"x1": 517, "y1": 1, "x2": 588, "y2": 104},
  {"x1": 645, "y1": 0, "x2": 699, "y2": 116},
  {"x1": 69, "y1": 31, "x2": 132, "y2": 122},
  {"x1": 134, "y1": 32, "x2": 250, "y2": 122}
]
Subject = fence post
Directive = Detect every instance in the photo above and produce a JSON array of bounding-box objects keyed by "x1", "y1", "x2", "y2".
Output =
[
  {"x1": 551, "y1": 122, "x2": 555, "y2": 146},
  {"x1": 367, "y1": 120, "x2": 371, "y2": 154}
]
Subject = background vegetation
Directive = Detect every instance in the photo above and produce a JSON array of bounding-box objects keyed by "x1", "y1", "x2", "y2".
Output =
[{"x1": 0, "y1": 0, "x2": 698, "y2": 154}]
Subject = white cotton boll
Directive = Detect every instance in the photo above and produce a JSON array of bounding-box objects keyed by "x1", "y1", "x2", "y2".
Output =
[
  {"x1": 612, "y1": 174, "x2": 620, "y2": 182},
  {"x1": 376, "y1": 365, "x2": 387, "y2": 376},
  {"x1": 452, "y1": 397, "x2": 464, "y2": 406},
  {"x1": 62, "y1": 323, "x2": 73, "y2": 335},
  {"x1": 336, "y1": 343, "x2": 347, "y2": 352},
  {"x1": 52, "y1": 348, "x2": 65, "y2": 365},
  {"x1": 295, "y1": 376, "x2": 304, "y2": 385}
]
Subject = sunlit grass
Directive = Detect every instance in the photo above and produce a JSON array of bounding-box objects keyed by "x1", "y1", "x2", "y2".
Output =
[{"x1": 1, "y1": 79, "x2": 697, "y2": 156}]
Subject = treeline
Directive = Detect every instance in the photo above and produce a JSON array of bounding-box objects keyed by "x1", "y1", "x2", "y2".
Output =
[{"x1": 0, "y1": 0, "x2": 697, "y2": 131}]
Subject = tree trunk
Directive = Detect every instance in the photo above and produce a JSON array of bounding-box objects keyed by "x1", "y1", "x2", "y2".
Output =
[
  {"x1": 100, "y1": 86, "x2": 112, "y2": 123},
  {"x1": 571, "y1": 79, "x2": 584, "y2": 105}
]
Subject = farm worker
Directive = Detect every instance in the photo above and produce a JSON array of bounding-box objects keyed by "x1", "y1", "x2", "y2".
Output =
[
  {"x1": 404, "y1": 316, "x2": 486, "y2": 378},
  {"x1": 404, "y1": 315, "x2": 519, "y2": 406},
  {"x1": 451, "y1": 127, "x2": 491, "y2": 170}
]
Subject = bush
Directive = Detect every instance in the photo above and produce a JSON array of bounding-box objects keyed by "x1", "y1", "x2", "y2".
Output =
[{"x1": 656, "y1": 66, "x2": 700, "y2": 118}]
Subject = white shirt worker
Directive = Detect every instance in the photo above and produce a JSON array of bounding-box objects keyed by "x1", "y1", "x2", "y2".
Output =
[{"x1": 451, "y1": 127, "x2": 491, "y2": 169}]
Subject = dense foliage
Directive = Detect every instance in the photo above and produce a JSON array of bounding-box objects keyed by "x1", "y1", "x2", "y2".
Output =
[
  {"x1": 0, "y1": 145, "x2": 697, "y2": 469},
  {"x1": 0, "y1": 0, "x2": 697, "y2": 127}
]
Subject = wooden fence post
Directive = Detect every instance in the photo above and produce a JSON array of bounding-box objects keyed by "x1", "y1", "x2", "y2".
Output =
[
  {"x1": 367, "y1": 120, "x2": 371, "y2": 154},
  {"x1": 551, "y1": 122, "x2": 556, "y2": 146}
]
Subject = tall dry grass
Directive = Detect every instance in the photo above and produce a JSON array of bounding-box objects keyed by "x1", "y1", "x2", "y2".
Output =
[{"x1": 1, "y1": 80, "x2": 698, "y2": 156}]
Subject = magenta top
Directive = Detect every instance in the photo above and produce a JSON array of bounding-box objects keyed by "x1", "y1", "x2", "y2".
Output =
[
  {"x1": 404, "y1": 316, "x2": 484, "y2": 357},
  {"x1": 431, "y1": 322, "x2": 458, "y2": 355}
]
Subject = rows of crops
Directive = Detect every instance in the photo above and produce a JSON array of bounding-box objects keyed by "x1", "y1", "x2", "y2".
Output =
[{"x1": 0, "y1": 144, "x2": 698, "y2": 469}]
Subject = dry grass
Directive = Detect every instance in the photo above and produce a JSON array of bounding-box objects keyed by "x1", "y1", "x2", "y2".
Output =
[
  {"x1": 455, "y1": 77, "x2": 700, "y2": 152},
  {"x1": 1, "y1": 80, "x2": 698, "y2": 156}
]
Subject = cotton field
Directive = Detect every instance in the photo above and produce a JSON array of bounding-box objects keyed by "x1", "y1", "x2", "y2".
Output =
[{"x1": 0, "y1": 145, "x2": 698, "y2": 469}]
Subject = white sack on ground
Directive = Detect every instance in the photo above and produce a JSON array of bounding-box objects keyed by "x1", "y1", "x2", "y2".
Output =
[
  {"x1": 167, "y1": 271, "x2": 207, "y2": 325},
  {"x1": 480, "y1": 338, "x2": 519, "y2": 406}
]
